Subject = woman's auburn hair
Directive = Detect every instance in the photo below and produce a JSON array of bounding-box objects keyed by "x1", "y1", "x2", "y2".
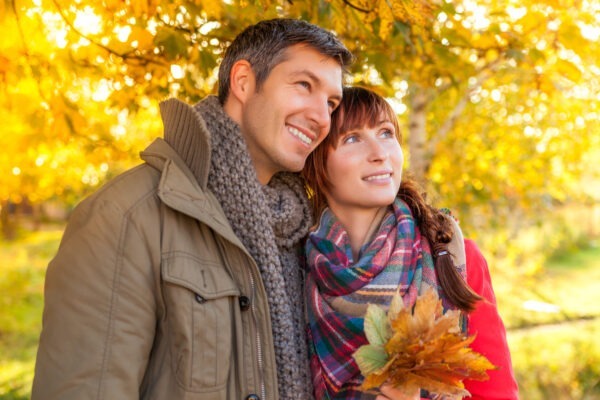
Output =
[{"x1": 302, "y1": 86, "x2": 482, "y2": 312}]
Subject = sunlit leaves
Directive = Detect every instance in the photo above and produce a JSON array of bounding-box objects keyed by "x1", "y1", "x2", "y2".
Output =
[
  {"x1": 0, "y1": 0, "x2": 598, "y2": 236},
  {"x1": 555, "y1": 58, "x2": 582, "y2": 82},
  {"x1": 130, "y1": 26, "x2": 155, "y2": 51},
  {"x1": 155, "y1": 26, "x2": 189, "y2": 60}
]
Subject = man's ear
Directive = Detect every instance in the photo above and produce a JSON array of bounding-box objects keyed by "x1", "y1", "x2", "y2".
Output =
[{"x1": 228, "y1": 60, "x2": 254, "y2": 104}]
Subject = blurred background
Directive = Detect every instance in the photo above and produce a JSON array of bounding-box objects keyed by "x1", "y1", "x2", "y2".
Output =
[{"x1": 1, "y1": 0, "x2": 599, "y2": 398}]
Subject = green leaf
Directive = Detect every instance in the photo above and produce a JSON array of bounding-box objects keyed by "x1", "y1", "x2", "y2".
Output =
[
  {"x1": 364, "y1": 303, "x2": 391, "y2": 346},
  {"x1": 353, "y1": 344, "x2": 389, "y2": 375},
  {"x1": 154, "y1": 27, "x2": 189, "y2": 60}
]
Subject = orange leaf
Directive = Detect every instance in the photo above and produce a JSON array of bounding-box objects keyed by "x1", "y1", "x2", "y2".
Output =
[{"x1": 355, "y1": 287, "x2": 497, "y2": 397}]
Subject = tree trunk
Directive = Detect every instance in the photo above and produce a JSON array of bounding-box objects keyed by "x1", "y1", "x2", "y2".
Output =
[
  {"x1": 407, "y1": 86, "x2": 430, "y2": 186},
  {"x1": 1, "y1": 200, "x2": 17, "y2": 240}
]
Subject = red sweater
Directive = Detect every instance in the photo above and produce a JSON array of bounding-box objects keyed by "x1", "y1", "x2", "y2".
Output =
[{"x1": 463, "y1": 239, "x2": 519, "y2": 399}]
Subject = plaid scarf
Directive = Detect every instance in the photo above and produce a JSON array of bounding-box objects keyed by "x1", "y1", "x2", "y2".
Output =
[{"x1": 305, "y1": 198, "x2": 458, "y2": 399}]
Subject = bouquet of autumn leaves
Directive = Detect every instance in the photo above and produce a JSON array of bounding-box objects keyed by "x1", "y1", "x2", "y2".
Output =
[{"x1": 353, "y1": 287, "x2": 496, "y2": 398}]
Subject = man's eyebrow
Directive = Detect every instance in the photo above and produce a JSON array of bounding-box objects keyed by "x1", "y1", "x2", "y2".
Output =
[
  {"x1": 290, "y1": 69, "x2": 318, "y2": 80},
  {"x1": 290, "y1": 70, "x2": 343, "y2": 100}
]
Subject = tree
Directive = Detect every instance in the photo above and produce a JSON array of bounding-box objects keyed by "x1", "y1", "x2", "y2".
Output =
[{"x1": 1, "y1": 0, "x2": 599, "y2": 237}]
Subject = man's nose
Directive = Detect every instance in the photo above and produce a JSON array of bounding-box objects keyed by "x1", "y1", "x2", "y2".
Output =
[{"x1": 307, "y1": 96, "x2": 332, "y2": 134}]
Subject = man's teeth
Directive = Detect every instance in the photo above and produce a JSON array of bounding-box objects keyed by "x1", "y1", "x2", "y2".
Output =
[
  {"x1": 288, "y1": 126, "x2": 312, "y2": 145},
  {"x1": 365, "y1": 174, "x2": 391, "y2": 181}
]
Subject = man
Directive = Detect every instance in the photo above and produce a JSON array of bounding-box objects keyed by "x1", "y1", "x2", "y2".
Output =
[{"x1": 32, "y1": 18, "x2": 352, "y2": 400}]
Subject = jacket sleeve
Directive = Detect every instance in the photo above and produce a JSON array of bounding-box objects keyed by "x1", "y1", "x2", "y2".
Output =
[
  {"x1": 32, "y1": 196, "x2": 158, "y2": 399},
  {"x1": 463, "y1": 239, "x2": 519, "y2": 400}
]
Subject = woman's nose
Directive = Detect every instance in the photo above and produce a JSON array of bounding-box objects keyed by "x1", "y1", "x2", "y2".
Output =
[{"x1": 367, "y1": 139, "x2": 388, "y2": 161}]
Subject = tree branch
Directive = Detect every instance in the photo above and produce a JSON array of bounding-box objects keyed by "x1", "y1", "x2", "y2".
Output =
[
  {"x1": 342, "y1": 0, "x2": 374, "y2": 13},
  {"x1": 10, "y1": 0, "x2": 49, "y2": 102},
  {"x1": 50, "y1": 0, "x2": 167, "y2": 67}
]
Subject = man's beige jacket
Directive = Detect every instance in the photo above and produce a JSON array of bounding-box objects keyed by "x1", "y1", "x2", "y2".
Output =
[{"x1": 32, "y1": 101, "x2": 278, "y2": 400}]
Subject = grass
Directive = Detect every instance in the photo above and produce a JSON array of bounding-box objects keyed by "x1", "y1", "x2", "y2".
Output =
[
  {"x1": 492, "y1": 242, "x2": 600, "y2": 330},
  {"x1": 0, "y1": 227, "x2": 599, "y2": 399},
  {"x1": 542, "y1": 244, "x2": 600, "y2": 318},
  {"x1": 0, "y1": 229, "x2": 62, "y2": 399},
  {"x1": 508, "y1": 319, "x2": 600, "y2": 399},
  {"x1": 503, "y1": 243, "x2": 600, "y2": 399}
]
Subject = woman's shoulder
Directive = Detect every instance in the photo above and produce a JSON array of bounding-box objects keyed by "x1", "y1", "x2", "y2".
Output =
[
  {"x1": 464, "y1": 239, "x2": 485, "y2": 263},
  {"x1": 463, "y1": 239, "x2": 495, "y2": 303}
]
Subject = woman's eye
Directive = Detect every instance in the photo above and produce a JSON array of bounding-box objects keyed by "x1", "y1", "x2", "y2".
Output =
[
  {"x1": 298, "y1": 81, "x2": 311, "y2": 89},
  {"x1": 342, "y1": 135, "x2": 358, "y2": 144},
  {"x1": 381, "y1": 129, "x2": 395, "y2": 138}
]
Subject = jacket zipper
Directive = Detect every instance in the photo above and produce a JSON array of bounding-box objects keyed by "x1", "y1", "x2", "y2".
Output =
[
  {"x1": 247, "y1": 265, "x2": 267, "y2": 400},
  {"x1": 216, "y1": 236, "x2": 268, "y2": 399}
]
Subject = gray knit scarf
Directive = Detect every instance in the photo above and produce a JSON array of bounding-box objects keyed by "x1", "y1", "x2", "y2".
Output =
[{"x1": 187, "y1": 96, "x2": 314, "y2": 399}]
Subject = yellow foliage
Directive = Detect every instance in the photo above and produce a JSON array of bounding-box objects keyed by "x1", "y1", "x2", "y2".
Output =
[
  {"x1": 519, "y1": 10, "x2": 546, "y2": 34},
  {"x1": 471, "y1": 31, "x2": 499, "y2": 50},
  {"x1": 354, "y1": 288, "x2": 496, "y2": 397},
  {"x1": 485, "y1": 48, "x2": 499, "y2": 63},
  {"x1": 0, "y1": 0, "x2": 597, "y2": 222},
  {"x1": 129, "y1": 0, "x2": 159, "y2": 17},
  {"x1": 131, "y1": 26, "x2": 155, "y2": 51},
  {"x1": 555, "y1": 58, "x2": 582, "y2": 83},
  {"x1": 103, "y1": 0, "x2": 123, "y2": 12},
  {"x1": 390, "y1": 0, "x2": 436, "y2": 27},
  {"x1": 378, "y1": 0, "x2": 394, "y2": 41},
  {"x1": 199, "y1": 0, "x2": 224, "y2": 19}
]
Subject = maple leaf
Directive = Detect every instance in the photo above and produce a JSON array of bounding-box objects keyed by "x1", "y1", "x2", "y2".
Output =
[{"x1": 353, "y1": 287, "x2": 496, "y2": 398}]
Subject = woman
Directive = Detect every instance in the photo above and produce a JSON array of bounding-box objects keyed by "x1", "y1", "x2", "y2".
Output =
[{"x1": 302, "y1": 87, "x2": 518, "y2": 400}]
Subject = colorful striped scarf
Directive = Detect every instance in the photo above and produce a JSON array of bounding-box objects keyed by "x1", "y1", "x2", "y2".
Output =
[{"x1": 305, "y1": 198, "x2": 461, "y2": 399}]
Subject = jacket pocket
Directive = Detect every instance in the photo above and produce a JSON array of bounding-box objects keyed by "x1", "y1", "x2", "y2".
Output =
[{"x1": 162, "y1": 252, "x2": 240, "y2": 392}]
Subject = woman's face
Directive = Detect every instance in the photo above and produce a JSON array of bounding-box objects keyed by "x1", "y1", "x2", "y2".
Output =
[{"x1": 324, "y1": 115, "x2": 404, "y2": 214}]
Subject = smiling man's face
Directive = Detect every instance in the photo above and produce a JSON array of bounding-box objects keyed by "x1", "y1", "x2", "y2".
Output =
[{"x1": 237, "y1": 44, "x2": 343, "y2": 184}]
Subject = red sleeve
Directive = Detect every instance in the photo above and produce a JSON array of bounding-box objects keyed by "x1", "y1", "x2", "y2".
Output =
[{"x1": 462, "y1": 239, "x2": 520, "y2": 400}]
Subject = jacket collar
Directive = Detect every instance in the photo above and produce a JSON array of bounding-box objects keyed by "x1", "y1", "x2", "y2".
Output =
[
  {"x1": 140, "y1": 121, "x2": 248, "y2": 253},
  {"x1": 158, "y1": 98, "x2": 211, "y2": 190}
]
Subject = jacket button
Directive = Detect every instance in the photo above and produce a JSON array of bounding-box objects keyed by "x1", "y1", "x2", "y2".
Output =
[
  {"x1": 239, "y1": 296, "x2": 251, "y2": 311},
  {"x1": 245, "y1": 395, "x2": 260, "y2": 400},
  {"x1": 195, "y1": 294, "x2": 206, "y2": 304}
]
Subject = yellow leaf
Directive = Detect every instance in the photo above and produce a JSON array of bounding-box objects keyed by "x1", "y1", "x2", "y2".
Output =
[
  {"x1": 394, "y1": 0, "x2": 436, "y2": 27},
  {"x1": 199, "y1": 0, "x2": 224, "y2": 20},
  {"x1": 355, "y1": 287, "x2": 497, "y2": 397},
  {"x1": 410, "y1": 286, "x2": 442, "y2": 332},
  {"x1": 378, "y1": 0, "x2": 394, "y2": 41},
  {"x1": 387, "y1": 293, "x2": 404, "y2": 325},
  {"x1": 555, "y1": 58, "x2": 582, "y2": 83},
  {"x1": 519, "y1": 10, "x2": 545, "y2": 34},
  {"x1": 472, "y1": 31, "x2": 500, "y2": 50},
  {"x1": 390, "y1": 0, "x2": 410, "y2": 23},
  {"x1": 131, "y1": 27, "x2": 155, "y2": 51},
  {"x1": 130, "y1": 0, "x2": 148, "y2": 18},
  {"x1": 103, "y1": 0, "x2": 123, "y2": 12}
]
